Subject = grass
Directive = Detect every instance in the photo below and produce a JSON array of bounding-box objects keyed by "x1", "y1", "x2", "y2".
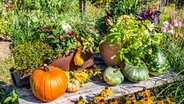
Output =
[{"x1": 0, "y1": 57, "x2": 14, "y2": 87}]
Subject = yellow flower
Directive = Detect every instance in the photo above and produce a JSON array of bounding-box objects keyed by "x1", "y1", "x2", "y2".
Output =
[
  {"x1": 109, "y1": 98, "x2": 118, "y2": 104},
  {"x1": 93, "y1": 94, "x2": 105, "y2": 103},
  {"x1": 100, "y1": 87, "x2": 113, "y2": 97},
  {"x1": 132, "y1": 99, "x2": 139, "y2": 104},
  {"x1": 124, "y1": 100, "x2": 131, "y2": 104},
  {"x1": 88, "y1": 37, "x2": 94, "y2": 42},
  {"x1": 156, "y1": 98, "x2": 164, "y2": 104},
  {"x1": 165, "y1": 97, "x2": 176, "y2": 104},
  {"x1": 77, "y1": 41, "x2": 81, "y2": 47},
  {"x1": 118, "y1": 15, "x2": 130, "y2": 21},
  {"x1": 170, "y1": 4, "x2": 175, "y2": 10},
  {"x1": 140, "y1": 89, "x2": 151, "y2": 98},
  {"x1": 81, "y1": 37, "x2": 85, "y2": 42},
  {"x1": 139, "y1": 97, "x2": 153, "y2": 104},
  {"x1": 88, "y1": 69, "x2": 94, "y2": 76},
  {"x1": 97, "y1": 99, "x2": 106, "y2": 104}
]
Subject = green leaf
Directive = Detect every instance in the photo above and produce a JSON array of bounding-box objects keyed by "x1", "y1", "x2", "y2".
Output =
[
  {"x1": 4, "y1": 96, "x2": 12, "y2": 103},
  {"x1": 39, "y1": 33, "x2": 45, "y2": 38},
  {"x1": 47, "y1": 35, "x2": 55, "y2": 39},
  {"x1": 53, "y1": 39, "x2": 60, "y2": 43}
]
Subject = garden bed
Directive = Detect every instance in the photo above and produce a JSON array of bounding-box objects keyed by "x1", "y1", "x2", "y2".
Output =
[{"x1": 16, "y1": 68, "x2": 179, "y2": 104}]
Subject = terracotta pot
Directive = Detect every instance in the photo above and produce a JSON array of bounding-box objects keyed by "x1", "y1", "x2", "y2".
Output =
[
  {"x1": 100, "y1": 41, "x2": 121, "y2": 66},
  {"x1": 51, "y1": 52, "x2": 94, "y2": 72},
  {"x1": 51, "y1": 52, "x2": 74, "y2": 71}
]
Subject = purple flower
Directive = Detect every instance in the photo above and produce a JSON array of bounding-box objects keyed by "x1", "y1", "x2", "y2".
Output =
[
  {"x1": 173, "y1": 20, "x2": 178, "y2": 27},
  {"x1": 178, "y1": 22, "x2": 182, "y2": 28},
  {"x1": 162, "y1": 21, "x2": 169, "y2": 28},
  {"x1": 161, "y1": 27, "x2": 167, "y2": 33},
  {"x1": 168, "y1": 29, "x2": 174, "y2": 35},
  {"x1": 4, "y1": 4, "x2": 9, "y2": 9}
]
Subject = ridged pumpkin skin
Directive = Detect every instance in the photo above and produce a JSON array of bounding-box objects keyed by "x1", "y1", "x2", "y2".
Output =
[
  {"x1": 121, "y1": 60, "x2": 149, "y2": 82},
  {"x1": 30, "y1": 65, "x2": 68, "y2": 102},
  {"x1": 67, "y1": 79, "x2": 80, "y2": 92},
  {"x1": 103, "y1": 67, "x2": 124, "y2": 86},
  {"x1": 145, "y1": 51, "x2": 169, "y2": 76}
]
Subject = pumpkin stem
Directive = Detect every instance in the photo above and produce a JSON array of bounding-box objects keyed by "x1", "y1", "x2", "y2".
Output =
[
  {"x1": 113, "y1": 68, "x2": 120, "y2": 73},
  {"x1": 44, "y1": 64, "x2": 50, "y2": 72}
]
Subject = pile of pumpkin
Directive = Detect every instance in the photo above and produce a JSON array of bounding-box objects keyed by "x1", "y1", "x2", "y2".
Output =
[
  {"x1": 29, "y1": 63, "x2": 101, "y2": 102},
  {"x1": 103, "y1": 50, "x2": 170, "y2": 86}
]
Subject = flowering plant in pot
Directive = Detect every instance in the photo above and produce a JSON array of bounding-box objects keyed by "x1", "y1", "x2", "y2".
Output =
[{"x1": 71, "y1": 21, "x2": 102, "y2": 71}]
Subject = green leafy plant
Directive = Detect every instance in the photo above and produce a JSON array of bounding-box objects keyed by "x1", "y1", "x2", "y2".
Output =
[
  {"x1": 5, "y1": 10, "x2": 41, "y2": 46},
  {"x1": 11, "y1": 41, "x2": 61, "y2": 74},
  {"x1": 159, "y1": 4, "x2": 184, "y2": 74},
  {"x1": 102, "y1": 16, "x2": 162, "y2": 65},
  {"x1": 14, "y1": 0, "x2": 74, "y2": 14},
  {"x1": 73, "y1": 21, "x2": 102, "y2": 53},
  {"x1": 89, "y1": 0, "x2": 115, "y2": 7},
  {"x1": 0, "y1": 1, "x2": 15, "y2": 38},
  {"x1": 39, "y1": 23, "x2": 79, "y2": 55},
  {"x1": 107, "y1": 0, "x2": 141, "y2": 19},
  {"x1": 0, "y1": 88, "x2": 18, "y2": 104},
  {"x1": 160, "y1": 36, "x2": 184, "y2": 74}
]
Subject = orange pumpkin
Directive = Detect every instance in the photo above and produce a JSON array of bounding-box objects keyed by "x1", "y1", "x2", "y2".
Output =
[{"x1": 30, "y1": 64, "x2": 68, "y2": 102}]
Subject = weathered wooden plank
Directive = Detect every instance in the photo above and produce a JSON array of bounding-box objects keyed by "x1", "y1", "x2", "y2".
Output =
[{"x1": 17, "y1": 69, "x2": 178, "y2": 104}]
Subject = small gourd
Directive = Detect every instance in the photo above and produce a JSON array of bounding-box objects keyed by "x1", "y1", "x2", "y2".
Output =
[
  {"x1": 103, "y1": 67, "x2": 124, "y2": 86},
  {"x1": 74, "y1": 48, "x2": 84, "y2": 66},
  {"x1": 67, "y1": 79, "x2": 80, "y2": 92}
]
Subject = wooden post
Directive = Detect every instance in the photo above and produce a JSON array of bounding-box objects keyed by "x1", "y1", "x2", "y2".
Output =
[{"x1": 79, "y1": 0, "x2": 86, "y2": 19}]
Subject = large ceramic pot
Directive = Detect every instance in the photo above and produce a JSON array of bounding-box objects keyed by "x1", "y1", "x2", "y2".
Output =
[
  {"x1": 100, "y1": 41, "x2": 121, "y2": 66},
  {"x1": 51, "y1": 52, "x2": 74, "y2": 71}
]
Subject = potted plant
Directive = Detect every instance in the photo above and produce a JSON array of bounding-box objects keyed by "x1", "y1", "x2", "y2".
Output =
[
  {"x1": 100, "y1": 12, "x2": 169, "y2": 81},
  {"x1": 10, "y1": 40, "x2": 61, "y2": 87},
  {"x1": 71, "y1": 21, "x2": 102, "y2": 71},
  {"x1": 38, "y1": 21, "x2": 101, "y2": 71},
  {"x1": 97, "y1": 0, "x2": 141, "y2": 66}
]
